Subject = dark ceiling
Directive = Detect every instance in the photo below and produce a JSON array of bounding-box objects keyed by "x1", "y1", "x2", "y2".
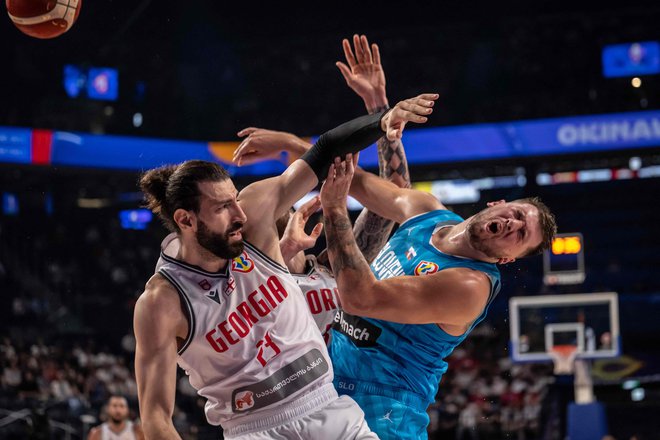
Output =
[{"x1": 2, "y1": 1, "x2": 660, "y2": 140}]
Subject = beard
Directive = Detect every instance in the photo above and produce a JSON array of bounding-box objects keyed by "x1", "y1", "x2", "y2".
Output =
[
  {"x1": 196, "y1": 219, "x2": 244, "y2": 259},
  {"x1": 466, "y1": 213, "x2": 503, "y2": 259}
]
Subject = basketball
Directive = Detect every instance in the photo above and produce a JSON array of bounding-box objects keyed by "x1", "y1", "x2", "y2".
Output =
[{"x1": 6, "y1": 0, "x2": 82, "y2": 39}]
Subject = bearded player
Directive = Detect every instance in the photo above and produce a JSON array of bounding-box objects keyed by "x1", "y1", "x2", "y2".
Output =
[
  {"x1": 87, "y1": 395, "x2": 144, "y2": 440},
  {"x1": 316, "y1": 153, "x2": 557, "y2": 439},
  {"x1": 233, "y1": 35, "x2": 413, "y2": 345},
  {"x1": 134, "y1": 93, "x2": 436, "y2": 439}
]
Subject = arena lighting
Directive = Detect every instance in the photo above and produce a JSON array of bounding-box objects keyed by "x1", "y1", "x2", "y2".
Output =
[
  {"x1": 133, "y1": 113, "x2": 143, "y2": 128},
  {"x1": 536, "y1": 164, "x2": 660, "y2": 185},
  {"x1": 631, "y1": 388, "x2": 645, "y2": 402},
  {"x1": 629, "y1": 156, "x2": 642, "y2": 170},
  {"x1": 77, "y1": 198, "x2": 111, "y2": 208},
  {"x1": 632, "y1": 77, "x2": 642, "y2": 88}
]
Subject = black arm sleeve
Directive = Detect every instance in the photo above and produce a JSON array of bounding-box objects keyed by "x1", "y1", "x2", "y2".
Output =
[{"x1": 301, "y1": 110, "x2": 387, "y2": 180}]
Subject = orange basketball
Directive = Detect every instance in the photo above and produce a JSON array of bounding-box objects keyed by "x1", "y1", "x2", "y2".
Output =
[{"x1": 6, "y1": 0, "x2": 82, "y2": 39}]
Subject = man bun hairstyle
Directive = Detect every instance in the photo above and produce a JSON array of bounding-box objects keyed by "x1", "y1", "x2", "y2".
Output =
[{"x1": 139, "y1": 160, "x2": 231, "y2": 232}]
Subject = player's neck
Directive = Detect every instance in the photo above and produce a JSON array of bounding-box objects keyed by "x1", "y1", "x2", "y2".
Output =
[
  {"x1": 108, "y1": 419, "x2": 126, "y2": 432},
  {"x1": 433, "y1": 223, "x2": 495, "y2": 263},
  {"x1": 178, "y1": 239, "x2": 229, "y2": 273}
]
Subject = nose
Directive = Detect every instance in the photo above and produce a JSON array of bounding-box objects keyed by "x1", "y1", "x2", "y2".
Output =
[
  {"x1": 506, "y1": 219, "x2": 523, "y2": 231},
  {"x1": 233, "y1": 203, "x2": 248, "y2": 224}
]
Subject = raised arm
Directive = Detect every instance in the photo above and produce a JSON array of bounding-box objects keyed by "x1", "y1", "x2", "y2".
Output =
[
  {"x1": 350, "y1": 168, "x2": 444, "y2": 225},
  {"x1": 320, "y1": 156, "x2": 491, "y2": 326},
  {"x1": 238, "y1": 95, "x2": 436, "y2": 263},
  {"x1": 134, "y1": 276, "x2": 186, "y2": 440},
  {"x1": 338, "y1": 34, "x2": 417, "y2": 262}
]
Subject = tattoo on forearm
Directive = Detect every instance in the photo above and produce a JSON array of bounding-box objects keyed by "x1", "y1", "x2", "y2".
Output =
[
  {"x1": 353, "y1": 106, "x2": 412, "y2": 261},
  {"x1": 354, "y1": 210, "x2": 394, "y2": 264},
  {"x1": 325, "y1": 210, "x2": 372, "y2": 275},
  {"x1": 377, "y1": 136, "x2": 411, "y2": 188}
]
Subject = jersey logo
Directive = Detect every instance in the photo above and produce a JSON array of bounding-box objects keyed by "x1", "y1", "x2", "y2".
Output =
[
  {"x1": 206, "y1": 289, "x2": 222, "y2": 305},
  {"x1": 406, "y1": 246, "x2": 417, "y2": 260},
  {"x1": 379, "y1": 409, "x2": 394, "y2": 423},
  {"x1": 234, "y1": 390, "x2": 254, "y2": 411},
  {"x1": 231, "y1": 252, "x2": 254, "y2": 273},
  {"x1": 414, "y1": 261, "x2": 439, "y2": 276},
  {"x1": 198, "y1": 279, "x2": 212, "y2": 291},
  {"x1": 224, "y1": 275, "x2": 236, "y2": 296}
]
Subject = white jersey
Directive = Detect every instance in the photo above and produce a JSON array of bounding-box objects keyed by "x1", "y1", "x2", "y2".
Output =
[
  {"x1": 291, "y1": 255, "x2": 341, "y2": 345},
  {"x1": 154, "y1": 234, "x2": 333, "y2": 428},
  {"x1": 100, "y1": 421, "x2": 136, "y2": 440}
]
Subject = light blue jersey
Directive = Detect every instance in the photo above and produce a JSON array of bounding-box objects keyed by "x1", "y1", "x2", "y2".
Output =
[{"x1": 329, "y1": 209, "x2": 501, "y2": 439}]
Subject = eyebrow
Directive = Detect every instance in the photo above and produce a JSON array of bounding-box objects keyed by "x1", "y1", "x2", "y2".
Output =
[{"x1": 211, "y1": 192, "x2": 239, "y2": 206}]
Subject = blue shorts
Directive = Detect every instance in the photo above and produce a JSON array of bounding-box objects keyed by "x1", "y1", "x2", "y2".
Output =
[{"x1": 334, "y1": 376, "x2": 430, "y2": 440}]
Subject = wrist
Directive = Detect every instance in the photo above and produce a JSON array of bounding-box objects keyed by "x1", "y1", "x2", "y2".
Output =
[
  {"x1": 364, "y1": 93, "x2": 389, "y2": 115},
  {"x1": 284, "y1": 133, "x2": 312, "y2": 159},
  {"x1": 279, "y1": 237, "x2": 303, "y2": 262},
  {"x1": 322, "y1": 204, "x2": 348, "y2": 218}
]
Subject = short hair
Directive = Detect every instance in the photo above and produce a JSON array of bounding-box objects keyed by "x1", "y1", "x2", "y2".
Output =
[
  {"x1": 107, "y1": 395, "x2": 128, "y2": 405},
  {"x1": 139, "y1": 160, "x2": 231, "y2": 232},
  {"x1": 513, "y1": 196, "x2": 557, "y2": 257}
]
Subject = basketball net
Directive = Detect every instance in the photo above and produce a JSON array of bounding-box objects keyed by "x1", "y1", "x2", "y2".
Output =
[
  {"x1": 549, "y1": 344, "x2": 578, "y2": 375},
  {"x1": 550, "y1": 344, "x2": 595, "y2": 403}
]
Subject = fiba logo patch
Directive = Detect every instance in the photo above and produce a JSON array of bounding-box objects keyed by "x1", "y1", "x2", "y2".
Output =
[
  {"x1": 234, "y1": 390, "x2": 254, "y2": 411},
  {"x1": 414, "y1": 261, "x2": 439, "y2": 276},
  {"x1": 231, "y1": 252, "x2": 255, "y2": 273}
]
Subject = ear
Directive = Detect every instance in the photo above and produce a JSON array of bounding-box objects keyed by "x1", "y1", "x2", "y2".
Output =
[
  {"x1": 173, "y1": 208, "x2": 196, "y2": 231},
  {"x1": 486, "y1": 199, "x2": 506, "y2": 207},
  {"x1": 497, "y1": 257, "x2": 516, "y2": 265}
]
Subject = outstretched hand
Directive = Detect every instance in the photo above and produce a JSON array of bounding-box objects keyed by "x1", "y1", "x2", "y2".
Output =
[
  {"x1": 336, "y1": 34, "x2": 387, "y2": 109},
  {"x1": 233, "y1": 128, "x2": 308, "y2": 166},
  {"x1": 320, "y1": 154, "x2": 359, "y2": 212},
  {"x1": 381, "y1": 93, "x2": 438, "y2": 141},
  {"x1": 280, "y1": 196, "x2": 324, "y2": 257}
]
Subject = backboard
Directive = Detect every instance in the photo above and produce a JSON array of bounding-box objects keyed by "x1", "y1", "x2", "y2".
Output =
[{"x1": 509, "y1": 292, "x2": 620, "y2": 363}]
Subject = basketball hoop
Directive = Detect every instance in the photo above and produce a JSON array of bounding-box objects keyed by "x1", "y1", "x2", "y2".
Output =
[{"x1": 550, "y1": 344, "x2": 578, "y2": 374}]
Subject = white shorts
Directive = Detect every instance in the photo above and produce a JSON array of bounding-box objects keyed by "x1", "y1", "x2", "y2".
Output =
[{"x1": 223, "y1": 383, "x2": 379, "y2": 440}]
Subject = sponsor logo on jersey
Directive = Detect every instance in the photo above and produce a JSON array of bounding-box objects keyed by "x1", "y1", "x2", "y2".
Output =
[
  {"x1": 332, "y1": 310, "x2": 382, "y2": 347},
  {"x1": 234, "y1": 390, "x2": 254, "y2": 411},
  {"x1": 231, "y1": 349, "x2": 328, "y2": 413},
  {"x1": 231, "y1": 252, "x2": 254, "y2": 273},
  {"x1": 206, "y1": 289, "x2": 222, "y2": 305},
  {"x1": 198, "y1": 279, "x2": 212, "y2": 291},
  {"x1": 414, "y1": 261, "x2": 439, "y2": 276}
]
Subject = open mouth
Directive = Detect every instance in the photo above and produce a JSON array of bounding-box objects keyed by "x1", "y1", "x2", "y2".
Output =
[{"x1": 486, "y1": 220, "x2": 501, "y2": 235}]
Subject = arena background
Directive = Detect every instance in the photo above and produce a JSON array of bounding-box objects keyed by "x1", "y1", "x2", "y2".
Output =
[{"x1": 1, "y1": 1, "x2": 659, "y2": 439}]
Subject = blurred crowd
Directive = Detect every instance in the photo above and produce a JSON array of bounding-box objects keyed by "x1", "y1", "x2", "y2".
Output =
[{"x1": 0, "y1": 328, "x2": 556, "y2": 439}]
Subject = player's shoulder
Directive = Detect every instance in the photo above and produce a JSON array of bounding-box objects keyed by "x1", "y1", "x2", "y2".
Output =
[
  {"x1": 400, "y1": 207, "x2": 458, "y2": 229},
  {"x1": 137, "y1": 273, "x2": 181, "y2": 313},
  {"x1": 86, "y1": 425, "x2": 102, "y2": 440}
]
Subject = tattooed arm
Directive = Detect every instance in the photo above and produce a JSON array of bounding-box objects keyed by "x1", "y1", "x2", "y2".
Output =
[
  {"x1": 336, "y1": 34, "x2": 414, "y2": 263},
  {"x1": 321, "y1": 156, "x2": 490, "y2": 326}
]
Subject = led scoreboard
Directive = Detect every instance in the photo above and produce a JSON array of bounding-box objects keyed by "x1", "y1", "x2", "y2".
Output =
[{"x1": 543, "y1": 233, "x2": 586, "y2": 285}]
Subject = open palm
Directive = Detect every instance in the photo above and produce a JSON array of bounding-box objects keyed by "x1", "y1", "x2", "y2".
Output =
[{"x1": 336, "y1": 34, "x2": 386, "y2": 100}]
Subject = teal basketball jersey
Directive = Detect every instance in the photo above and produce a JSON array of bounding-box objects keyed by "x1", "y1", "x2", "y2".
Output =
[{"x1": 330, "y1": 209, "x2": 501, "y2": 412}]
